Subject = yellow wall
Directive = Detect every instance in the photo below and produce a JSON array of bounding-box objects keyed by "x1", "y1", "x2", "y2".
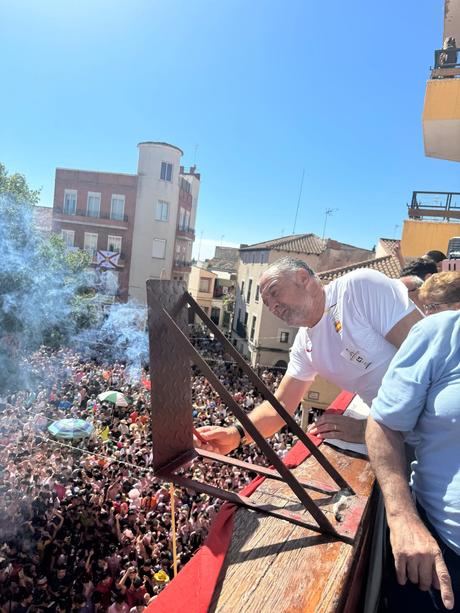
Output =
[
  {"x1": 423, "y1": 79, "x2": 460, "y2": 121},
  {"x1": 401, "y1": 219, "x2": 460, "y2": 258}
]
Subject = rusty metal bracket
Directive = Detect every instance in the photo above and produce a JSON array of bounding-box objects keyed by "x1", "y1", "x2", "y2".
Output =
[{"x1": 147, "y1": 280, "x2": 363, "y2": 543}]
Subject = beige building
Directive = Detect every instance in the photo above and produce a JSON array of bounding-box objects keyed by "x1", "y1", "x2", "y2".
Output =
[
  {"x1": 129, "y1": 142, "x2": 200, "y2": 302},
  {"x1": 188, "y1": 264, "x2": 235, "y2": 332},
  {"x1": 188, "y1": 265, "x2": 217, "y2": 317},
  {"x1": 231, "y1": 234, "x2": 374, "y2": 368}
]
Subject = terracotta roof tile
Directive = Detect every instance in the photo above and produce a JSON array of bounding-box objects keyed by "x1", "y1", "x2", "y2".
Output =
[
  {"x1": 241, "y1": 233, "x2": 326, "y2": 255},
  {"x1": 378, "y1": 238, "x2": 401, "y2": 256},
  {"x1": 318, "y1": 255, "x2": 401, "y2": 283}
]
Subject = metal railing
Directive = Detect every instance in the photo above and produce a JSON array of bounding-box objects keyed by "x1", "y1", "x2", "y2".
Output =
[
  {"x1": 176, "y1": 225, "x2": 195, "y2": 239},
  {"x1": 408, "y1": 191, "x2": 460, "y2": 221},
  {"x1": 173, "y1": 259, "x2": 192, "y2": 269},
  {"x1": 55, "y1": 206, "x2": 128, "y2": 222}
]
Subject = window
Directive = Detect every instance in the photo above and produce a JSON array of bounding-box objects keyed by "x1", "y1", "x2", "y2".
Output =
[
  {"x1": 84, "y1": 233, "x2": 98, "y2": 258},
  {"x1": 179, "y1": 207, "x2": 186, "y2": 228},
  {"x1": 110, "y1": 195, "x2": 125, "y2": 221},
  {"x1": 250, "y1": 315, "x2": 257, "y2": 341},
  {"x1": 280, "y1": 331, "x2": 290, "y2": 343},
  {"x1": 241, "y1": 280, "x2": 245, "y2": 295},
  {"x1": 107, "y1": 235, "x2": 122, "y2": 253},
  {"x1": 155, "y1": 200, "x2": 169, "y2": 222},
  {"x1": 152, "y1": 238, "x2": 166, "y2": 259},
  {"x1": 247, "y1": 279, "x2": 253, "y2": 303},
  {"x1": 87, "y1": 192, "x2": 101, "y2": 218},
  {"x1": 211, "y1": 307, "x2": 220, "y2": 325},
  {"x1": 63, "y1": 190, "x2": 77, "y2": 215},
  {"x1": 61, "y1": 229, "x2": 75, "y2": 247},
  {"x1": 160, "y1": 162, "x2": 173, "y2": 182},
  {"x1": 244, "y1": 312, "x2": 248, "y2": 325},
  {"x1": 180, "y1": 177, "x2": 191, "y2": 193},
  {"x1": 199, "y1": 278, "x2": 211, "y2": 293},
  {"x1": 255, "y1": 285, "x2": 260, "y2": 302}
]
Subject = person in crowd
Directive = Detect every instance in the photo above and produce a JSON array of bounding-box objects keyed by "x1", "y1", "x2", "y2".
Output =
[
  {"x1": 400, "y1": 258, "x2": 438, "y2": 281},
  {"x1": 423, "y1": 250, "x2": 447, "y2": 272},
  {"x1": 418, "y1": 271, "x2": 460, "y2": 315},
  {"x1": 196, "y1": 257, "x2": 421, "y2": 454},
  {"x1": 366, "y1": 311, "x2": 460, "y2": 611},
  {"x1": 398, "y1": 275, "x2": 424, "y2": 311},
  {"x1": 0, "y1": 334, "x2": 293, "y2": 611}
]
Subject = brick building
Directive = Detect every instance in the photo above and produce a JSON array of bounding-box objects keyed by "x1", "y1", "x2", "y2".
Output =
[{"x1": 52, "y1": 142, "x2": 200, "y2": 305}]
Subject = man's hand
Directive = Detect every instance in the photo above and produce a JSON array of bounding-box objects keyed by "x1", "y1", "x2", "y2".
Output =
[
  {"x1": 193, "y1": 425, "x2": 241, "y2": 455},
  {"x1": 388, "y1": 517, "x2": 454, "y2": 610},
  {"x1": 307, "y1": 414, "x2": 366, "y2": 443}
]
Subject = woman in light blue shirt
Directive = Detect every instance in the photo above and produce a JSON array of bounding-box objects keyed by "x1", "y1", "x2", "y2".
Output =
[{"x1": 367, "y1": 310, "x2": 460, "y2": 612}]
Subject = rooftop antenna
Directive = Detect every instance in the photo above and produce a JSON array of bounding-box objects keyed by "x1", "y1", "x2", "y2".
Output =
[
  {"x1": 292, "y1": 168, "x2": 305, "y2": 234},
  {"x1": 322, "y1": 208, "x2": 338, "y2": 240}
]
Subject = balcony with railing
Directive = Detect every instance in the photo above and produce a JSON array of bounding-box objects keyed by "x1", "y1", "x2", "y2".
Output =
[
  {"x1": 54, "y1": 206, "x2": 129, "y2": 223},
  {"x1": 173, "y1": 259, "x2": 192, "y2": 272},
  {"x1": 408, "y1": 191, "x2": 460, "y2": 222},
  {"x1": 176, "y1": 225, "x2": 195, "y2": 240}
]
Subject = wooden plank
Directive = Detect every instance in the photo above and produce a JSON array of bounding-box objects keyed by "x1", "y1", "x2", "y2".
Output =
[{"x1": 210, "y1": 444, "x2": 374, "y2": 613}]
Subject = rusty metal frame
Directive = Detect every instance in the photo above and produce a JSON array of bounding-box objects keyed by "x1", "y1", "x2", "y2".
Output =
[{"x1": 147, "y1": 280, "x2": 364, "y2": 544}]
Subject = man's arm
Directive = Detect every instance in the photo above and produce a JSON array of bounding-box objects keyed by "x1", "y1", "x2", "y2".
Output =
[
  {"x1": 196, "y1": 374, "x2": 311, "y2": 455},
  {"x1": 385, "y1": 309, "x2": 423, "y2": 349},
  {"x1": 366, "y1": 416, "x2": 454, "y2": 610}
]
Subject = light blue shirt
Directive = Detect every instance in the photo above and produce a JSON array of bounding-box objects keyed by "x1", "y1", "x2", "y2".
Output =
[{"x1": 371, "y1": 311, "x2": 460, "y2": 555}]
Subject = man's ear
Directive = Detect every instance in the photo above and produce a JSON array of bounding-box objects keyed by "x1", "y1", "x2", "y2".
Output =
[{"x1": 296, "y1": 268, "x2": 310, "y2": 287}]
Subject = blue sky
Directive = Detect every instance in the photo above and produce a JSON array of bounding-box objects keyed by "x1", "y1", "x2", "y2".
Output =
[{"x1": 1, "y1": 0, "x2": 458, "y2": 259}]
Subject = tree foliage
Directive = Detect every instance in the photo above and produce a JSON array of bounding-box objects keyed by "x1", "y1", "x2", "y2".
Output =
[
  {"x1": 0, "y1": 163, "x2": 97, "y2": 391},
  {"x1": 0, "y1": 162, "x2": 41, "y2": 205}
]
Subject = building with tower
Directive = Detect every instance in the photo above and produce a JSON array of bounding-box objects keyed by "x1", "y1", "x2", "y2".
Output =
[{"x1": 51, "y1": 141, "x2": 200, "y2": 305}]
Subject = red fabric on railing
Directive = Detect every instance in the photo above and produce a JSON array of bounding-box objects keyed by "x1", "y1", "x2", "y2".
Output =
[{"x1": 148, "y1": 391, "x2": 355, "y2": 613}]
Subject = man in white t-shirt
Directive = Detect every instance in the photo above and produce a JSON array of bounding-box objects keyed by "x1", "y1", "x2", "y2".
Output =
[{"x1": 196, "y1": 257, "x2": 422, "y2": 454}]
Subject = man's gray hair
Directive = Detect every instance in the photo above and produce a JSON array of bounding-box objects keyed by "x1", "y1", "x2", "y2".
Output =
[
  {"x1": 264, "y1": 256, "x2": 316, "y2": 279},
  {"x1": 399, "y1": 275, "x2": 424, "y2": 290}
]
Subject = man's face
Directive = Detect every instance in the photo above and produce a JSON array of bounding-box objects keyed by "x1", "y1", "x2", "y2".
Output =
[{"x1": 260, "y1": 269, "x2": 318, "y2": 327}]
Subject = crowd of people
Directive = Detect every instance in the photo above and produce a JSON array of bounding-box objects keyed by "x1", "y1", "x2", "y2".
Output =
[{"x1": 0, "y1": 330, "x2": 294, "y2": 612}]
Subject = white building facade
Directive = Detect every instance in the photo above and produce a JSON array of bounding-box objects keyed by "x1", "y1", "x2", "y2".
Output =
[{"x1": 128, "y1": 142, "x2": 200, "y2": 303}]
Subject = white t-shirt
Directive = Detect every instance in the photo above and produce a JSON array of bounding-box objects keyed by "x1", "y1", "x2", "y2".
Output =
[{"x1": 286, "y1": 269, "x2": 416, "y2": 405}]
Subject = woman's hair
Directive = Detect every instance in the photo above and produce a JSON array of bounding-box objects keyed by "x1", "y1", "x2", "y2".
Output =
[{"x1": 419, "y1": 271, "x2": 460, "y2": 305}]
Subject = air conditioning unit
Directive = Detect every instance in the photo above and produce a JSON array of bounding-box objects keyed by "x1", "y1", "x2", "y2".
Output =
[
  {"x1": 442, "y1": 237, "x2": 460, "y2": 271},
  {"x1": 448, "y1": 237, "x2": 460, "y2": 258}
]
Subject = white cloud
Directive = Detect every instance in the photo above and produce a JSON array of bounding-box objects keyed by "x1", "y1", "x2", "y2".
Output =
[{"x1": 192, "y1": 238, "x2": 240, "y2": 262}]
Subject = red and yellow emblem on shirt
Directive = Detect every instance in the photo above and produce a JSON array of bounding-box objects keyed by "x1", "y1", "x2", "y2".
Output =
[{"x1": 326, "y1": 303, "x2": 342, "y2": 334}]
